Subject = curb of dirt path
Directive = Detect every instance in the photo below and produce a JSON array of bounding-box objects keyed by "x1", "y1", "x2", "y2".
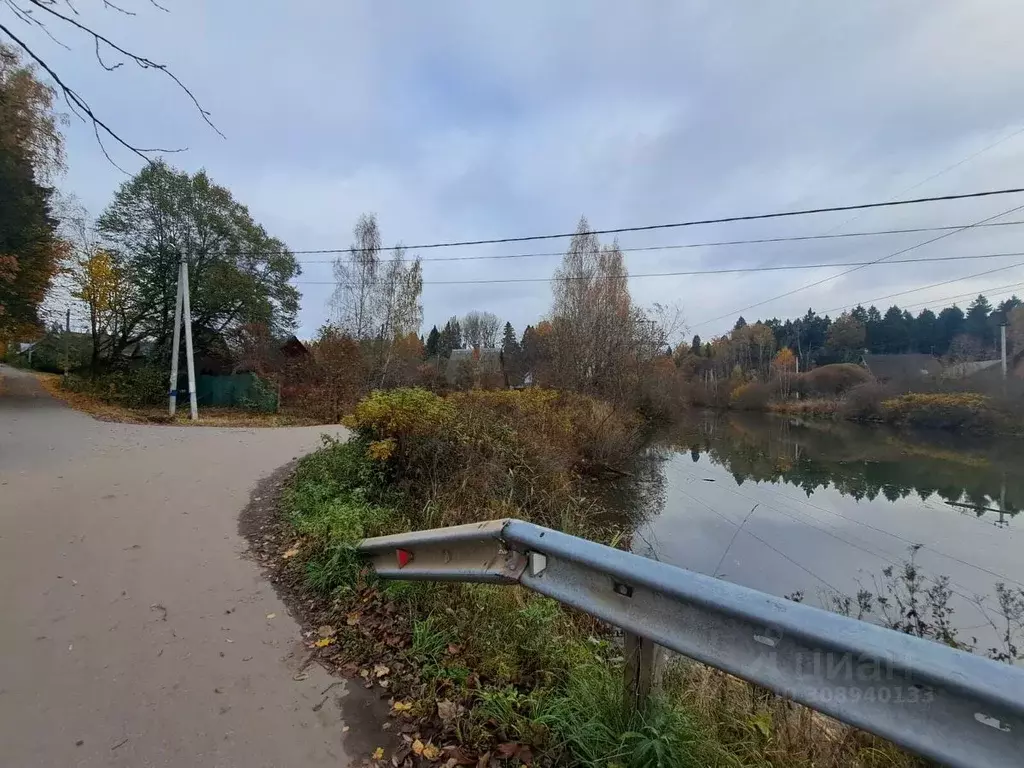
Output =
[{"x1": 239, "y1": 463, "x2": 403, "y2": 765}]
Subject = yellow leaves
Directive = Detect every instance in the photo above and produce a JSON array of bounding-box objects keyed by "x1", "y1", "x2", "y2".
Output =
[
  {"x1": 411, "y1": 740, "x2": 441, "y2": 760},
  {"x1": 346, "y1": 611, "x2": 361, "y2": 626},
  {"x1": 313, "y1": 637, "x2": 335, "y2": 648},
  {"x1": 282, "y1": 547, "x2": 300, "y2": 559},
  {"x1": 71, "y1": 249, "x2": 122, "y2": 314},
  {"x1": 391, "y1": 700, "x2": 413, "y2": 712},
  {"x1": 422, "y1": 743, "x2": 442, "y2": 760},
  {"x1": 372, "y1": 664, "x2": 389, "y2": 678},
  {"x1": 371, "y1": 746, "x2": 384, "y2": 760},
  {"x1": 366, "y1": 438, "x2": 396, "y2": 462}
]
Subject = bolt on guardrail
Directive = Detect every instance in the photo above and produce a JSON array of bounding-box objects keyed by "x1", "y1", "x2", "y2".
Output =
[{"x1": 357, "y1": 518, "x2": 1024, "y2": 768}]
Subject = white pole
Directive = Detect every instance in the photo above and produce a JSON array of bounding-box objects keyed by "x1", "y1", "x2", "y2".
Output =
[
  {"x1": 168, "y1": 260, "x2": 184, "y2": 416},
  {"x1": 1001, "y1": 324, "x2": 1008, "y2": 380},
  {"x1": 181, "y1": 259, "x2": 199, "y2": 421}
]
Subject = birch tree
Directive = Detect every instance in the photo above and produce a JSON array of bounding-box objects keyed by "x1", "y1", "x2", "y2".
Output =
[
  {"x1": 332, "y1": 214, "x2": 381, "y2": 339},
  {"x1": 462, "y1": 310, "x2": 501, "y2": 348}
]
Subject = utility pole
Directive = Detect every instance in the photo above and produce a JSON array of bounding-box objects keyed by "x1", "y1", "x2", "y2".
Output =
[
  {"x1": 168, "y1": 260, "x2": 184, "y2": 416},
  {"x1": 63, "y1": 307, "x2": 71, "y2": 378},
  {"x1": 181, "y1": 257, "x2": 199, "y2": 420},
  {"x1": 1000, "y1": 322, "x2": 1008, "y2": 380}
]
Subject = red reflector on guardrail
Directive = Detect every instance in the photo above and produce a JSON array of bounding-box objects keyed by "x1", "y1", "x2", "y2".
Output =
[{"x1": 396, "y1": 549, "x2": 413, "y2": 568}]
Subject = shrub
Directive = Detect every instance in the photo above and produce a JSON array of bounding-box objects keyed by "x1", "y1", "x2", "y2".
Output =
[
  {"x1": 63, "y1": 365, "x2": 166, "y2": 408},
  {"x1": 729, "y1": 381, "x2": 773, "y2": 410},
  {"x1": 881, "y1": 392, "x2": 996, "y2": 431},
  {"x1": 798, "y1": 363, "x2": 871, "y2": 397},
  {"x1": 343, "y1": 387, "x2": 638, "y2": 532},
  {"x1": 840, "y1": 382, "x2": 888, "y2": 421}
]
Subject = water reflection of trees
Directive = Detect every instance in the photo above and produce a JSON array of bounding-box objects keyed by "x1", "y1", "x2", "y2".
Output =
[{"x1": 663, "y1": 413, "x2": 1022, "y2": 521}]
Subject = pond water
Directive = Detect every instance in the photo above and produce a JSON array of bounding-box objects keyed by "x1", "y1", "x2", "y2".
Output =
[{"x1": 627, "y1": 412, "x2": 1024, "y2": 645}]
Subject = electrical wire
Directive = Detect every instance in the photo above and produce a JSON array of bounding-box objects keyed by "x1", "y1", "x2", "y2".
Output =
[
  {"x1": 822, "y1": 260, "x2": 1024, "y2": 314},
  {"x1": 896, "y1": 280, "x2": 1024, "y2": 312},
  {"x1": 292, "y1": 186, "x2": 1024, "y2": 254},
  {"x1": 290, "y1": 250, "x2": 1024, "y2": 286},
  {"x1": 294, "y1": 219, "x2": 1024, "y2": 264},
  {"x1": 691, "y1": 201, "x2": 1024, "y2": 329}
]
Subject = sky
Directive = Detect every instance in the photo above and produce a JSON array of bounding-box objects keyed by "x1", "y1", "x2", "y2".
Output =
[{"x1": 9, "y1": 0, "x2": 1024, "y2": 341}]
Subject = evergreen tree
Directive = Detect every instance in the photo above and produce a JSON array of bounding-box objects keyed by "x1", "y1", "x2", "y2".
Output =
[
  {"x1": 935, "y1": 306, "x2": 965, "y2": 356},
  {"x1": 425, "y1": 325, "x2": 441, "y2": 357},
  {"x1": 691, "y1": 334, "x2": 702, "y2": 356},
  {"x1": 914, "y1": 309, "x2": 937, "y2": 354},
  {"x1": 879, "y1": 306, "x2": 911, "y2": 353},
  {"x1": 438, "y1": 316, "x2": 462, "y2": 358},
  {"x1": 965, "y1": 295, "x2": 994, "y2": 350},
  {"x1": 996, "y1": 296, "x2": 1023, "y2": 325},
  {"x1": 501, "y1": 322, "x2": 519, "y2": 355},
  {"x1": 733, "y1": 316, "x2": 747, "y2": 330}
]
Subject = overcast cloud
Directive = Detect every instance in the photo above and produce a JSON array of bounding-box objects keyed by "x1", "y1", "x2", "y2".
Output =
[{"x1": 11, "y1": 0, "x2": 1024, "y2": 340}]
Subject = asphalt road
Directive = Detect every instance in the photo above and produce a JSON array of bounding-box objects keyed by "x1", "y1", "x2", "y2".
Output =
[{"x1": 0, "y1": 365, "x2": 363, "y2": 767}]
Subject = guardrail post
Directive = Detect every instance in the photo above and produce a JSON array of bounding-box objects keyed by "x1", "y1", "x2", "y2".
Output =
[{"x1": 624, "y1": 630, "x2": 657, "y2": 714}]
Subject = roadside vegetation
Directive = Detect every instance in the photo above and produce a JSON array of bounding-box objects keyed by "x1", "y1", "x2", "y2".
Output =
[
  {"x1": 33, "y1": 371, "x2": 315, "y2": 427},
  {"x1": 269, "y1": 387, "x2": 930, "y2": 768}
]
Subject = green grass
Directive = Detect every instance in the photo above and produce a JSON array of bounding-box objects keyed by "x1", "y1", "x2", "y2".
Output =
[{"x1": 282, "y1": 433, "x2": 920, "y2": 768}]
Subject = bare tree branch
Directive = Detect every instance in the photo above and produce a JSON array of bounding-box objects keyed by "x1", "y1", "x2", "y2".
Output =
[
  {"x1": 101, "y1": 0, "x2": 135, "y2": 15},
  {"x1": 0, "y1": 21, "x2": 185, "y2": 163},
  {"x1": 93, "y1": 35, "x2": 120, "y2": 70},
  {"x1": 22, "y1": 0, "x2": 224, "y2": 138}
]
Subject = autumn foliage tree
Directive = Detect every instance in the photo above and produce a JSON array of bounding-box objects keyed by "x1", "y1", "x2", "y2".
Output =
[
  {"x1": 0, "y1": 44, "x2": 65, "y2": 343},
  {"x1": 97, "y1": 161, "x2": 300, "y2": 363}
]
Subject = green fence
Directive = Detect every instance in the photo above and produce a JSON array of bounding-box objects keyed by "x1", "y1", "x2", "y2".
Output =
[{"x1": 195, "y1": 373, "x2": 278, "y2": 411}]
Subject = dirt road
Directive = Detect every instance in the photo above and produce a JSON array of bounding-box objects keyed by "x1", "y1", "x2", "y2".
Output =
[{"x1": 0, "y1": 365, "x2": 365, "y2": 767}]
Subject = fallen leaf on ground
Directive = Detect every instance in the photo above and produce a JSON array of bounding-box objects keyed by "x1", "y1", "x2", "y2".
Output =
[
  {"x1": 346, "y1": 612, "x2": 361, "y2": 626},
  {"x1": 373, "y1": 664, "x2": 390, "y2": 678},
  {"x1": 317, "y1": 625, "x2": 336, "y2": 638},
  {"x1": 496, "y1": 743, "x2": 522, "y2": 759},
  {"x1": 446, "y1": 644, "x2": 462, "y2": 655},
  {"x1": 436, "y1": 699, "x2": 459, "y2": 724},
  {"x1": 282, "y1": 548, "x2": 299, "y2": 559},
  {"x1": 411, "y1": 740, "x2": 425, "y2": 756},
  {"x1": 443, "y1": 746, "x2": 477, "y2": 765},
  {"x1": 391, "y1": 700, "x2": 413, "y2": 712},
  {"x1": 314, "y1": 637, "x2": 335, "y2": 648},
  {"x1": 422, "y1": 743, "x2": 442, "y2": 760},
  {"x1": 265, "y1": 613, "x2": 276, "y2": 619},
  {"x1": 372, "y1": 747, "x2": 385, "y2": 760}
]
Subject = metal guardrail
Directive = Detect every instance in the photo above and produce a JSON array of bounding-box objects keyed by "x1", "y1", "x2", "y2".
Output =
[{"x1": 358, "y1": 519, "x2": 1024, "y2": 768}]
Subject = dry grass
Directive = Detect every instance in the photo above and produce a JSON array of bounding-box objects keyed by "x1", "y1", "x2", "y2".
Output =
[
  {"x1": 35, "y1": 372, "x2": 321, "y2": 427},
  {"x1": 769, "y1": 398, "x2": 843, "y2": 417},
  {"x1": 670, "y1": 661, "x2": 923, "y2": 768}
]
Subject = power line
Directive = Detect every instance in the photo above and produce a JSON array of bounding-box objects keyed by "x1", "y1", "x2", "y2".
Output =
[
  {"x1": 822, "y1": 260, "x2": 1024, "y2": 314},
  {"x1": 299, "y1": 186, "x2": 1024, "y2": 254},
  {"x1": 803, "y1": 124, "x2": 1024, "y2": 239},
  {"x1": 897, "y1": 280, "x2": 1024, "y2": 313},
  {"x1": 692, "y1": 200, "x2": 1024, "y2": 329},
  {"x1": 290, "y1": 251, "x2": 1024, "y2": 287},
  {"x1": 293, "y1": 219, "x2": 1024, "y2": 264},
  {"x1": 687, "y1": 125, "x2": 1024, "y2": 329}
]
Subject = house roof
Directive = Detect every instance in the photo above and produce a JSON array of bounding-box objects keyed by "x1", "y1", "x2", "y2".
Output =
[{"x1": 862, "y1": 354, "x2": 941, "y2": 380}]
